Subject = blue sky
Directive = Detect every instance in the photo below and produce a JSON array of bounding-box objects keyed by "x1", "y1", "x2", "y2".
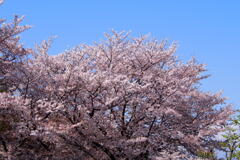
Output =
[{"x1": 1, "y1": 0, "x2": 240, "y2": 109}]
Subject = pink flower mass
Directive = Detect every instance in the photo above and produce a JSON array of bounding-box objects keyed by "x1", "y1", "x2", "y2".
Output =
[{"x1": 0, "y1": 16, "x2": 233, "y2": 160}]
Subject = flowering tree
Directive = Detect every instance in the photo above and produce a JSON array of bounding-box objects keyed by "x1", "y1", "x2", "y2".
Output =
[
  {"x1": 0, "y1": 15, "x2": 31, "y2": 92},
  {"x1": 0, "y1": 14, "x2": 233, "y2": 159},
  {"x1": 0, "y1": 15, "x2": 33, "y2": 159}
]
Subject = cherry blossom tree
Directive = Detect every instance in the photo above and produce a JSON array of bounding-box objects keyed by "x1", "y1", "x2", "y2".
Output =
[
  {"x1": 0, "y1": 13, "x2": 233, "y2": 159},
  {"x1": 12, "y1": 31, "x2": 231, "y2": 159},
  {"x1": 0, "y1": 15, "x2": 31, "y2": 92},
  {"x1": 0, "y1": 15, "x2": 33, "y2": 159}
]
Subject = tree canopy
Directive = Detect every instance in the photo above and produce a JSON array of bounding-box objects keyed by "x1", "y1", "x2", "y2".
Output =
[{"x1": 0, "y1": 16, "x2": 233, "y2": 159}]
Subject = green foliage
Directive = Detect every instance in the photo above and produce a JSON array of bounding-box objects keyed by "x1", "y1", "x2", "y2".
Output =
[
  {"x1": 220, "y1": 114, "x2": 240, "y2": 160},
  {"x1": 0, "y1": 87, "x2": 7, "y2": 93},
  {"x1": 197, "y1": 151, "x2": 216, "y2": 159},
  {"x1": 0, "y1": 80, "x2": 8, "y2": 93}
]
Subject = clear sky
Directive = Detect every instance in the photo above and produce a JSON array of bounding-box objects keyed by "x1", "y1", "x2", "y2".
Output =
[{"x1": 1, "y1": 0, "x2": 240, "y2": 109}]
